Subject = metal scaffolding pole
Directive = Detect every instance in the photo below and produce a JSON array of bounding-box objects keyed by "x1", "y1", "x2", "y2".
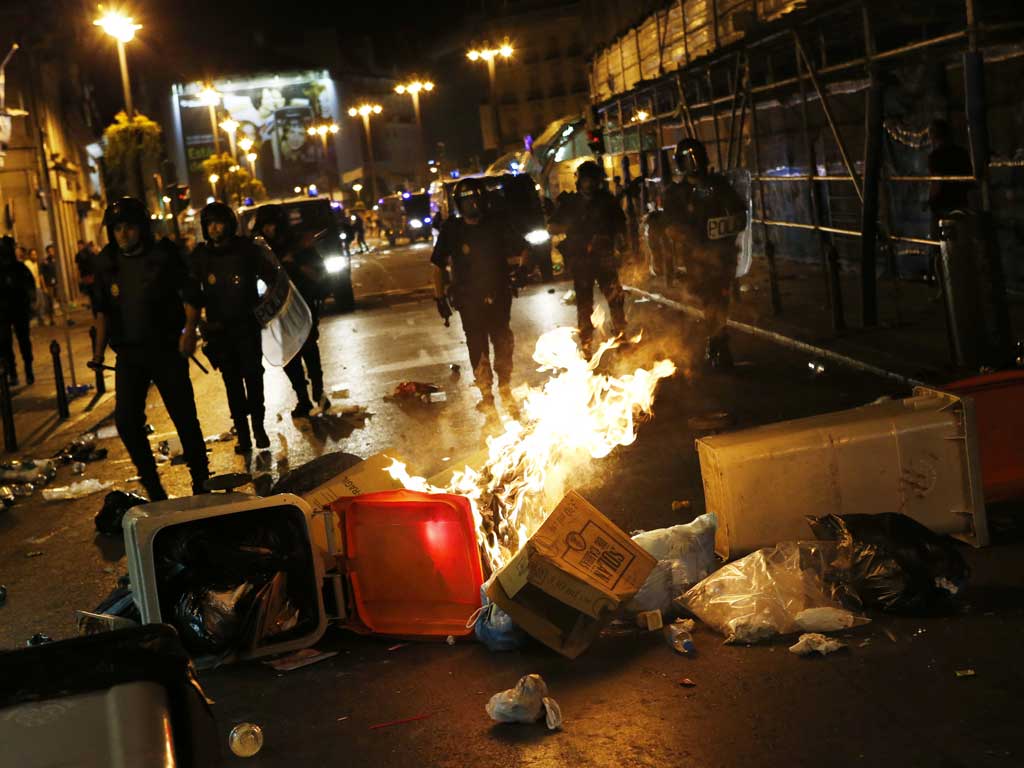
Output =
[
  {"x1": 860, "y1": 6, "x2": 883, "y2": 327},
  {"x1": 706, "y1": 67, "x2": 723, "y2": 170},
  {"x1": 746, "y1": 55, "x2": 781, "y2": 314}
]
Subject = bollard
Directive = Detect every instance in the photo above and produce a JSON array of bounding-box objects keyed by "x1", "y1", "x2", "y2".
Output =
[
  {"x1": 50, "y1": 340, "x2": 70, "y2": 420},
  {"x1": 88, "y1": 327, "x2": 106, "y2": 395},
  {"x1": 0, "y1": 358, "x2": 16, "y2": 453}
]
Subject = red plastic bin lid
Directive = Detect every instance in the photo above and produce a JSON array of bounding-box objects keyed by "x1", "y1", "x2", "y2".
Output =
[{"x1": 331, "y1": 489, "x2": 484, "y2": 637}]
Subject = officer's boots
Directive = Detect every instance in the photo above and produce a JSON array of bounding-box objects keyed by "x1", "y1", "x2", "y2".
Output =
[
  {"x1": 141, "y1": 473, "x2": 168, "y2": 502},
  {"x1": 252, "y1": 413, "x2": 270, "y2": 450},
  {"x1": 234, "y1": 418, "x2": 253, "y2": 454}
]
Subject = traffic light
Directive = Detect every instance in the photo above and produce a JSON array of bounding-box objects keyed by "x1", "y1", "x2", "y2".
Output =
[
  {"x1": 586, "y1": 128, "x2": 605, "y2": 155},
  {"x1": 165, "y1": 184, "x2": 190, "y2": 214}
]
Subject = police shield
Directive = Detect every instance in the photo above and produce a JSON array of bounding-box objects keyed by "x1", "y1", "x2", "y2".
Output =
[
  {"x1": 252, "y1": 237, "x2": 312, "y2": 367},
  {"x1": 724, "y1": 168, "x2": 754, "y2": 278}
]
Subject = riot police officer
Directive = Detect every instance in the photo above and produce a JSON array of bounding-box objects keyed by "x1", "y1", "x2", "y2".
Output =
[
  {"x1": 90, "y1": 198, "x2": 209, "y2": 500},
  {"x1": 253, "y1": 204, "x2": 329, "y2": 418},
  {"x1": 431, "y1": 178, "x2": 527, "y2": 411},
  {"x1": 548, "y1": 160, "x2": 627, "y2": 351},
  {"x1": 662, "y1": 138, "x2": 747, "y2": 368},
  {"x1": 191, "y1": 203, "x2": 277, "y2": 453}
]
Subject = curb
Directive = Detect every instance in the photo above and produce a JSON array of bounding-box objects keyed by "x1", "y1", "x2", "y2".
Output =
[{"x1": 625, "y1": 285, "x2": 930, "y2": 389}]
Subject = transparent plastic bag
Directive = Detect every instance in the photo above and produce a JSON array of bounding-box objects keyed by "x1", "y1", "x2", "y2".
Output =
[
  {"x1": 627, "y1": 513, "x2": 717, "y2": 614},
  {"x1": 679, "y1": 541, "x2": 868, "y2": 644},
  {"x1": 41, "y1": 479, "x2": 113, "y2": 501},
  {"x1": 486, "y1": 674, "x2": 562, "y2": 730}
]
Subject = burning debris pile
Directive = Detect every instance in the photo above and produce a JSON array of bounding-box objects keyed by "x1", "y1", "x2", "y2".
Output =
[{"x1": 388, "y1": 323, "x2": 676, "y2": 572}]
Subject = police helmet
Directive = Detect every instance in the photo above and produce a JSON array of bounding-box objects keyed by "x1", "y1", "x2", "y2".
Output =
[
  {"x1": 103, "y1": 197, "x2": 153, "y2": 246},
  {"x1": 200, "y1": 202, "x2": 238, "y2": 242},
  {"x1": 674, "y1": 138, "x2": 709, "y2": 176},
  {"x1": 454, "y1": 178, "x2": 486, "y2": 218},
  {"x1": 252, "y1": 204, "x2": 286, "y2": 239}
]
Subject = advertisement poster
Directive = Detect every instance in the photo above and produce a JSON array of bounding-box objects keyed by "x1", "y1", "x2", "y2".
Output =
[{"x1": 172, "y1": 72, "x2": 340, "y2": 201}]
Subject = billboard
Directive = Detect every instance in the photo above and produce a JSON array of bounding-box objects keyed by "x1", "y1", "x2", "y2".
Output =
[{"x1": 171, "y1": 72, "x2": 341, "y2": 202}]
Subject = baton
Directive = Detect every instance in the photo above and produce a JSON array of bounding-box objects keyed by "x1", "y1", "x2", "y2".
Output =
[
  {"x1": 86, "y1": 361, "x2": 116, "y2": 373},
  {"x1": 190, "y1": 355, "x2": 209, "y2": 374}
]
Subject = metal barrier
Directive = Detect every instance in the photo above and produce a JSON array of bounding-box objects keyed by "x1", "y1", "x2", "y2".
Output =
[{"x1": 50, "y1": 340, "x2": 69, "y2": 420}]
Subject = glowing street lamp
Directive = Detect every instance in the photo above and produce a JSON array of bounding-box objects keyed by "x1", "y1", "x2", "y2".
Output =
[
  {"x1": 94, "y1": 10, "x2": 141, "y2": 117},
  {"x1": 237, "y1": 136, "x2": 254, "y2": 154},
  {"x1": 347, "y1": 104, "x2": 382, "y2": 201},
  {"x1": 394, "y1": 79, "x2": 435, "y2": 184},
  {"x1": 219, "y1": 117, "x2": 239, "y2": 160},
  {"x1": 306, "y1": 120, "x2": 340, "y2": 198},
  {"x1": 197, "y1": 85, "x2": 223, "y2": 153},
  {"x1": 245, "y1": 151, "x2": 258, "y2": 176},
  {"x1": 466, "y1": 38, "x2": 513, "y2": 153},
  {"x1": 208, "y1": 173, "x2": 219, "y2": 198}
]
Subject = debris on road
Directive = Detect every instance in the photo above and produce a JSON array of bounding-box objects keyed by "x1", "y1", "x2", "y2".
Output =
[
  {"x1": 204, "y1": 431, "x2": 234, "y2": 443},
  {"x1": 955, "y1": 669, "x2": 977, "y2": 678},
  {"x1": 678, "y1": 677, "x2": 697, "y2": 687},
  {"x1": 486, "y1": 491, "x2": 656, "y2": 658},
  {"x1": 664, "y1": 619, "x2": 696, "y2": 654},
  {"x1": 561, "y1": 289, "x2": 576, "y2": 305},
  {"x1": 95, "y1": 490, "x2": 149, "y2": 536},
  {"x1": 789, "y1": 633, "x2": 847, "y2": 656},
  {"x1": 330, "y1": 386, "x2": 350, "y2": 399},
  {"x1": 390, "y1": 381, "x2": 440, "y2": 401},
  {"x1": 794, "y1": 607, "x2": 868, "y2": 633},
  {"x1": 26, "y1": 633, "x2": 53, "y2": 646},
  {"x1": 1, "y1": 485, "x2": 13, "y2": 508},
  {"x1": 75, "y1": 610, "x2": 138, "y2": 635},
  {"x1": 628, "y1": 514, "x2": 717, "y2": 615},
  {"x1": 808, "y1": 513, "x2": 969, "y2": 614},
  {"x1": 446, "y1": 635, "x2": 455, "y2": 645},
  {"x1": 264, "y1": 648, "x2": 338, "y2": 672},
  {"x1": 387, "y1": 643, "x2": 407, "y2": 651},
  {"x1": 636, "y1": 610, "x2": 663, "y2": 631},
  {"x1": 25, "y1": 550, "x2": 43, "y2": 558},
  {"x1": 54, "y1": 436, "x2": 108, "y2": 464},
  {"x1": 486, "y1": 674, "x2": 562, "y2": 730},
  {"x1": 228, "y1": 723, "x2": 264, "y2": 757},
  {"x1": 368, "y1": 713, "x2": 434, "y2": 731},
  {"x1": 671, "y1": 499, "x2": 691, "y2": 511},
  {"x1": 0, "y1": 458, "x2": 57, "y2": 486},
  {"x1": 41, "y1": 478, "x2": 114, "y2": 501}
]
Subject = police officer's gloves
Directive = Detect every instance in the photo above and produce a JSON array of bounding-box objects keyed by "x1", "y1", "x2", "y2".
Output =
[{"x1": 436, "y1": 296, "x2": 452, "y2": 326}]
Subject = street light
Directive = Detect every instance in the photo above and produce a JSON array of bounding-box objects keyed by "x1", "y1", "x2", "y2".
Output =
[
  {"x1": 208, "y1": 173, "x2": 219, "y2": 198},
  {"x1": 307, "y1": 120, "x2": 340, "y2": 198},
  {"x1": 466, "y1": 38, "x2": 513, "y2": 154},
  {"x1": 237, "y1": 136, "x2": 254, "y2": 154},
  {"x1": 394, "y1": 79, "x2": 434, "y2": 185},
  {"x1": 245, "y1": 152, "x2": 257, "y2": 176},
  {"x1": 347, "y1": 104, "x2": 382, "y2": 202},
  {"x1": 198, "y1": 85, "x2": 222, "y2": 153},
  {"x1": 219, "y1": 117, "x2": 239, "y2": 160},
  {"x1": 94, "y1": 9, "x2": 141, "y2": 117}
]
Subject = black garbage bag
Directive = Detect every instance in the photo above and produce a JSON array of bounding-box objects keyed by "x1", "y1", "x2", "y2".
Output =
[
  {"x1": 808, "y1": 513, "x2": 969, "y2": 615},
  {"x1": 95, "y1": 490, "x2": 149, "y2": 535},
  {"x1": 174, "y1": 583, "x2": 254, "y2": 656}
]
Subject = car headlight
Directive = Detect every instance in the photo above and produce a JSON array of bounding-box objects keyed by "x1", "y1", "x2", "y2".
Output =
[
  {"x1": 525, "y1": 228, "x2": 551, "y2": 245},
  {"x1": 324, "y1": 255, "x2": 350, "y2": 274},
  {"x1": 409, "y1": 218, "x2": 423, "y2": 229},
  {"x1": 424, "y1": 215, "x2": 432, "y2": 223},
  {"x1": 340, "y1": 232, "x2": 348, "y2": 240}
]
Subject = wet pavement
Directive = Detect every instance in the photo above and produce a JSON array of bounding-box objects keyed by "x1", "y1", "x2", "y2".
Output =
[{"x1": 1, "y1": 243, "x2": 1022, "y2": 766}]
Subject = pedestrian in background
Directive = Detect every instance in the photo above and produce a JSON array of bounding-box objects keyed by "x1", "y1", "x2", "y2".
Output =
[
  {"x1": 40, "y1": 244, "x2": 59, "y2": 325},
  {"x1": 0, "y1": 236, "x2": 36, "y2": 385},
  {"x1": 21, "y1": 247, "x2": 42, "y2": 325},
  {"x1": 75, "y1": 239, "x2": 96, "y2": 313}
]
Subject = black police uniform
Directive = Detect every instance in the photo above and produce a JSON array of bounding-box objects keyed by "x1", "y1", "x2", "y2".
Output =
[
  {"x1": 431, "y1": 217, "x2": 523, "y2": 391},
  {"x1": 662, "y1": 173, "x2": 746, "y2": 348},
  {"x1": 190, "y1": 233, "x2": 277, "y2": 447},
  {"x1": 0, "y1": 238, "x2": 36, "y2": 385},
  {"x1": 92, "y1": 238, "x2": 208, "y2": 496},
  {"x1": 549, "y1": 188, "x2": 627, "y2": 345},
  {"x1": 274, "y1": 236, "x2": 327, "y2": 412}
]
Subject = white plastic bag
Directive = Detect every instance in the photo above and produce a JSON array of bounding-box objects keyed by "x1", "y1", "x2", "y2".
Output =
[
  {"x1": 679, "y1": 541, "x2": 868, "y2": 644},
  {"x1": 627, "y1": 513, "x2": 717, "y2": 614},
  {"x1": 42, "y1": 479, "x2": 113, "y2": 501},
  {"x1": 486, "y1": 674, "x2": 562, "y2": 730}
]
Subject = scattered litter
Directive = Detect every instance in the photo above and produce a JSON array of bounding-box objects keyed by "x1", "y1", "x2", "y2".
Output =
[
  {"x1": 71, "y1": 461, "x2": 86, "y2": 475},
  {"x1": 859, "y1": 638, "x2": 872, "y2": 647},
  {"x1": 687, "y1": 412, "x2": 734, "y2": 432},
  {"x1": 794, "y1": 607, "x2": 869, "y2": 633},
  {"x1": 228, "y1": 723, "x2": 264, "y2": 757},
  {"x1": 95, "y1": 491, "x2": 149, "y2": 536},
  {"x1": 10, "y1": 483, "x2": 36, "y2": 497},
  {"x1": 430, "y1": 391, "x2": 448, "y2": 403},
  {"x1": 883, "y1": 628, "x2": 897, "y2": 643},
  {"x1": 25, "y1": 551, "x2": 43, "y2": 558},
  {"x1": 808, "y1": 362, "x2": 826, "y2": 375},
  {"x1": 390, "y1": 381, "x2": 440, "y2": 400},
  {"x1": 547, "y1": 288, "x2": 555, "y2": 294},
  {"x1": 0, "y1": 585, "x2": 6, "y2": 606},
  {"x1": 95, "y1": 424, "x2": 119, "y2": 440},
  {"x1": 27, "y1": 527, "x2": 66, "y2": 545},
  {"x1": 789, "y1": 633, "x2": 846, "y2": 656},
  {"x1": 0, "y1": 459, "x2": 57, "y2": 485},
  {"x1": 1, "y1": 485, "x2": 14, "y2": 507},
  {"x1": 66, "y1": 383, "x2": 94, "y2": 399},
  {"x1": 561, "y1": 289, "x2": 576, "y2": 305},
  {"x1": 158, "y1": 436, "x2": 184, "y2": 462},
  {"x1": 446, "y1": 635, "x2": 455, "y2": 646},
  {"x1": 387, "y1": 643, "x2": 408, "y2": 651},
  {"x1": 628, "y1": 514, "x2": 717, "y2": 614},
  {"x1": 27, "y1": 633, "x2": 52, "y2": 646},
  {"x1": 671, "y1": 500, "x2": 691, "y2": 511},
  {"x1": 486, "y1": 674, "x2": 562, "y2": 730},
  {"x1": 330, "y1": 387, "x2": 350, "y2": 399},
  {"x1": 636, "y1": 610, "x2": 663, "y2": 631},
  {"x1": 54, "y1": 437, "x2": 108, "y2": 464},
  {"x1": 75, "y1": 610, "x2": 138, "y2": 635},
  {"x1": 264, "y1": 648, "x2": 338, "y2": 672},
  {"x1": 955, "y1": 669, "x2": 976, "y2": 678},
  {"x1": 664, "y1": 619, "x2": 696, "y2": 654},
  {"x1": 338, "y1": 404, "x2": 369, "y2": 418},
  {"x1": 369, "y1": 713, "x2": 433, "y2": 730},
  {"x1": 678, "y1": 678, "x2": 696, "y2": 687},
  {"x1": 336, "y1": 716, "x2": 349, "y2": 722},
  {"x1": 808, "y1": 513, "x2": 969, "y2": 614},
  {"x1": 42, "y1": 478, "x2": 114, "y2": 501},
  {"x1": 204, "y1": 431, "x2": 234, "y2": 443}
]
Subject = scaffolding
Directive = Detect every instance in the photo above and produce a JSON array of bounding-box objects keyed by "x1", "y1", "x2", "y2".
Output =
[{"x1": 589, "y1": 0, "x2": 1023, "y2": 346}]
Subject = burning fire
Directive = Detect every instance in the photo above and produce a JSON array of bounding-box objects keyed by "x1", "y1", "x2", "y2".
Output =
[{"x1": 388, "y1": 316, "x2": 676, "y2": 573}]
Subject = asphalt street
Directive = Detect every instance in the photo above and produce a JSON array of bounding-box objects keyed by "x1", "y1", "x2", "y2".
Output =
[{"x1": 1, "y1": 242, "x2": 1022, "y2": 767}]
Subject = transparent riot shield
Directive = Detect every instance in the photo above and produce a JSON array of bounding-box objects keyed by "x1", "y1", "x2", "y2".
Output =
[
  {"x1": 724, "y1": 168, "x2": 753, "y2": 277},
  {"x1": 252, "y1": 236, "x2": 312, "y2": 367}
]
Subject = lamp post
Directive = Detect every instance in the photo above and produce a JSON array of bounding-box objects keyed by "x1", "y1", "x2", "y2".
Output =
[
  {"x1": 394, "y1": 80, "x2": 434, "y2": 187},
  {"x1": 198, "y1": 85, "x2": 222, "y2": 154},
  {"x1": 219, "y1": 117, "x2": 239, "y2": 161},
  {"x1": 347, "y1": 104, "x2": 382, "y2": 202},
  {"x1": 245, "y1": 152, "x2": 257, "y2": 176},
  {"x1": 208, "y1": 172, "x2": 219, "y2": 201},
  {"x1": 351, "y1": 182, "x2": 363, "y2": 205},
  {"x1": 94, "y1": 10, "x2": 141, "y2": 117},
  {"x1": 307, "y1": 120, "x2": 340, "y2": 198},
  {"x1": 467, "y1": 39, "x2": 513, "y2": 154}
]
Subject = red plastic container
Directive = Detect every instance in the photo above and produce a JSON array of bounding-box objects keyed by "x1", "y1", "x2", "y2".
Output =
[
  {"x1": 945, "y1": 370, "x2": 1024, "y2": 503},
  {"x1": 331, "y1": 489, "x2": 484, "y2": 637}
]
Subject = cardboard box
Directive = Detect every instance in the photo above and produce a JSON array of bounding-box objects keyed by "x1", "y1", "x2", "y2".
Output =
[{"x1": 487, "y1": 490, "x2": 656, "y2": 658}]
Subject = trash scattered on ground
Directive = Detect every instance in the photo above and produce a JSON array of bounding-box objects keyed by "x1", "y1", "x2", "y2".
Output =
[
  {"x1": 678, "y1": 677, "x2": 697, "y2": 687},
  {"x1": 430, "y1": 391, "x2": 448, "y2": 403},
  {"x1": 158, "y1": 437, "x2": 185, "y2": 464},
  {"x1": 486, "y1": 674, "x2": 562, "y2": 730},
  {"x1": 27, "y1": 633, "x2": 52, "y2": 646},
  {"x1": 0, "y1": 585, "x2": 7, "y2": 606},
  {"x1": 487, "y1": 491, "x2": 656, "y2": 658},
  {"x1": 664, "y1": 618, "x2": 696, "y2": 654},
  {"x1": 808, "y1": 362, "x2": 826, "y2": 375},
  {"x1": 54, "y1": 436, "x2": 108, "y2": 464},
  {"x1": 42, "y1": 478, "x2": 114, "y2": 501},
  {"x1": 671, "y1": 500, "x2": 691, "y2": 511},
  {"x1": 808, "y1": 513, "x2": 969, "y2": 614},
  {"x1": 0, "y1": 458, "x2": 57, "y2": 486},
  {"x1": 330, "y1": 387, "x2": 350, "y2": 399},
  {"x1": 71, "y1": 461, "x2": 86, "y2": 475},
  {"x1": 387, "y1": 643, "x2": 407, "y2": 651},
  {"x1": 793, "y1": 606, "x2": 867, "y2": 633},
  {"x1": 229, "y1": 723, "x2": 264, "y2": 757},
  {"x1": 336, "y1": 716, "x2": 349, "y2": 722},
  {"x1": 636, "y1": 610, "x2": 663, "y2": 631},
  {"x1": 473, "y1": 581, "x2": 530, "y2": 652},
  {"x1": 628, "y1": 514, "x2": 717, "y2": 614},
  {"x1": 561, "y1": 289, "x2": 576, "y2": 305},
  {"x1": 687, "y1": 412, "x2": 734, "y2": 432},
  {"x1": 94, "y1": 424, "x2": 119, "y2": 440},
  {"x1": 446, "y1": 635, "x2": 455, "y2": 645},
  {"x1": 337, "y1": 405, "x2": 369, "y2": 418},
  {"x1": 25, "y1": 550, "x2": 43, "y2": 558},
  {"x1": 264, "y1": 648, "x2": 338, "y2": 672},
  {"x1": 75, "y1": 610, "x2": 138, "y2": 635},
  {"x1": 369, "y1": 713, "x2": 434, "y2": 731},
  {"x1": 883, "y1": 628, "x2": 897, "y2": 642},
  {"x1": 955, "y1": 669, "x2": 976, "y2": 678},
  {"x1": 95, "y1": 490, "x2": 149, "y2": 536},
  {"x1": 10, "y1": 483, "x2": 34, "y2": 497},
  {"x1": 1, "y1": 485, "x2": 13, "y2": 508},
  {"x1": 390, "y1": 381, "x2": 440, "y2": 400},
  {"x1": 789, "y1": 633, "x2": 847, "y2": 656},
  {"x1": 204, "y1": 431, "x2": 234, "y2": 443},
  {"x1": 680, "y1": 541, "x2": 868, "y2": 644}
]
